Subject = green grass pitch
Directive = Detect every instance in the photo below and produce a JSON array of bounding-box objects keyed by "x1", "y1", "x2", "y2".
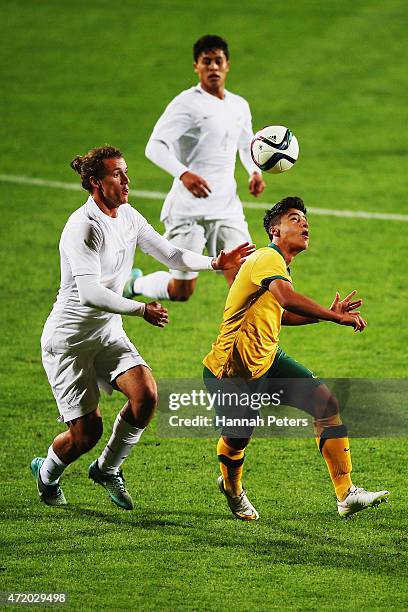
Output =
[{"x1": 1, "y1": 1, "x2": 407, "y2": 610}]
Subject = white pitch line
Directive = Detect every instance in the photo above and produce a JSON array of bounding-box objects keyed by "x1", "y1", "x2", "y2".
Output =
[
  {"x1": 244, "y1": 201, "x2": 408, "y2": 221},
  {"x1": 0, "y1": 174, "x2": 167, "y2": 200},
  {"x1": 1, "y1": 173, "x2": 407, "y2": 222}
]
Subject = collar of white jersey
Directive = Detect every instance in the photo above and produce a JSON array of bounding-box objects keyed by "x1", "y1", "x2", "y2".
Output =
[
  {"x1": 87, "y1": 195, "x2": 121, "y2": 221},
  {"x1": 195, "y1": 82, "x2": 229, "y2": 100}
]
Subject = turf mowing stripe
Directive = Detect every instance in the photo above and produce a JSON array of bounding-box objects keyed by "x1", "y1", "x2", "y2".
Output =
[{"x1": 1, "y1": 173, "x2": 407, "y2": 222}]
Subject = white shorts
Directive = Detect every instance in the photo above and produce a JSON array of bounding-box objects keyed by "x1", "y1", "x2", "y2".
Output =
[
  {"x1": 42, "y1": 335, "x2": 148, "y2": 423},
  {"x1": 163, "y1": 216, "x2": 252, "y2": 281}
]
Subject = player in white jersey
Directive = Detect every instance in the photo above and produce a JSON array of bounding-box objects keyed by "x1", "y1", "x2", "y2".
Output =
[
  {"x1": 124, "y1": 34, "x2": 265, "y2": 302},
  {"x1": 31, "y1": 145, "x2": 255, "y2": 510}
]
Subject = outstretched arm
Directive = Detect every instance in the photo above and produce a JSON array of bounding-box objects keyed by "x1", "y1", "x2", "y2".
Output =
[
  {"x1": 137, "y1": 215, "x2": 255, "y2": 272},
  {"x1": 211, "y1": 242, "x2": 256, "y2": 271},
  {"x1": 281, "y1": 311, "x2": 320, "y2": 325},
  {"x1": 282, "y1": 290, "x2": 363, "y2": 326},
  {"x1": 270, "y1": 280, "x2": 367, "y2": 332}
]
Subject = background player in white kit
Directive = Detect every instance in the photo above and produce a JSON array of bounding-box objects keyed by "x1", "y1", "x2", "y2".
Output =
[
  {"x1": 31, "y1": 145, "x2": 254, "y2": 509},
  {"x1": 124, "y1": 34, "x2": 265, "y2": 302}
]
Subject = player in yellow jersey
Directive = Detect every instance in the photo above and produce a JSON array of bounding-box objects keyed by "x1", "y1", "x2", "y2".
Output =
[{"x1": 203, "y1": 196, "x2": 389, "y2": 520}]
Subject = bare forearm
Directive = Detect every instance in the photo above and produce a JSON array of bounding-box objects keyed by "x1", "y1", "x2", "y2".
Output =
[
  {"x1": 282, "y1": 311, "x2": 320, "y2": 326},
  {"x1": 270, "y1": 280, "x2": 366, "y2": 332},
  {"x1": 281, "y1": 290, "x2": 341, "y2": 323}
]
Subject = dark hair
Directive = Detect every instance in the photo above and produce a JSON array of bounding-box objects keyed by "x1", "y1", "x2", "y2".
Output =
[
  {"x1": 70, "y1": 145, "x2": 123, "y2": 193},
  {"x1": 263, "y1": 196, "x2": 307, "y2": 239},
  {"x1": 193, "y1": 34, "x2": 229, "y2": 62}
]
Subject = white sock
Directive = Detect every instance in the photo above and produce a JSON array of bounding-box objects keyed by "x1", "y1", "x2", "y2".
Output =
[
  {"x1": 97, "y1": 414, "x2": 145, "y2": 475},
  {"x1": 40, "y1": 445, "x2": 67, "y2": 485},
  {"x1": 133, "y1": 271, "x2": 171, "y2": 299}
]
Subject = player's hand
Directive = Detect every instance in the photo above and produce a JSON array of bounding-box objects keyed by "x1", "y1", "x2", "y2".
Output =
[
  {"x1": 249, "y1": 172, "x2": 265, "y2": 197},
  {"x1": 330, "y1": 290, "x2": 363, "y2": 314},
  {"x1": 143, "y1": 301, "x2": 169, "y2": 328},
  {"x1": 338, "y1": 312, "x2": 367, "y2": 333},
  {"x1": 211, "y1": 242, "x2": 256, "y2": 270},
  {"x1": 180, "y1": 171, "x2": 212, "y2": 198}
]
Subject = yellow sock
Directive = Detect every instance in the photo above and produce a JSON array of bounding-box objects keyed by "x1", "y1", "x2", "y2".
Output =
[
  {"x1": 217, "y1": 438, "x2": 245, "y2": 497},
  {"x1": 315, "y1": 425, "x2": 353, "y2": 501}
]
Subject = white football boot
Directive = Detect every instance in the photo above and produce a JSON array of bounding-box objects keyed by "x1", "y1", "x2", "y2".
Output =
[
  {"x1": 337, "y1": 485, "x2": 390, "y2": 518},
  {"x1": 217, "y1": 476, "x2": 259, "y2": 521}
]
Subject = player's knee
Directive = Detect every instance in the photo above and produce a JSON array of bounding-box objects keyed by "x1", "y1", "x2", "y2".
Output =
[
  {"x1": 141, "y1": 385, "x2": 158, "y2": 411},
  {"x1": 125, "y1": 387, "x2": 157, "y2": 428},
  {"x1": 327, "y1": 393, "x2": 340, "y2": 416},
  {"x1": 129, "y1": 384, "x2": 158, "y2": 414}
]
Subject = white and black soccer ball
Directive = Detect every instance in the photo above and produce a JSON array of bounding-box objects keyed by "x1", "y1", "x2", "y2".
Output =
[{"x1": 251, "y1": 125, "x2": 299, "y2": 173}]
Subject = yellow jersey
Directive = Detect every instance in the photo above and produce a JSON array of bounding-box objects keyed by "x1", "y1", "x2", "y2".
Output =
[{"x1": 203, "y1": 244, "x2": 291, "y2": 379}]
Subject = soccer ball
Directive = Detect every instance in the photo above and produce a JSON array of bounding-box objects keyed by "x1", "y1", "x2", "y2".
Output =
[{"x1": 251, "y1": 125, "x2": 299, "y2": 173}]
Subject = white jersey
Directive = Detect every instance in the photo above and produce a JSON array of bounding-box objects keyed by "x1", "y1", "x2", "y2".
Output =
[
  {"x1": 146, "y1": 84, "x2": 259, "y2": 221},
  {"x1": 42, "y1": 197, "x2": 145, "y2": 348},
  {"x1": 41, "y1": 196, "x2": 213, "y2": 350}
]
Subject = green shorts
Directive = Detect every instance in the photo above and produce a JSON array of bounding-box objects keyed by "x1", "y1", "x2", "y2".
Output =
[
  {"x1": 264, "y1": 347, "x2": 319, "y2": 380},
  {"x1": 203, "y1": 348, "x2": 323, "y2": 438},
  {"x1": 203, "y1": 348, "x2": 320, "y2": 382}
]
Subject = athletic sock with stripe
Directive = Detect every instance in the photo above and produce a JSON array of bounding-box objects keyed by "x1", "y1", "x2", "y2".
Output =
[{"x1": 217, "y1": 437, "x2": 245, "y2": 497}]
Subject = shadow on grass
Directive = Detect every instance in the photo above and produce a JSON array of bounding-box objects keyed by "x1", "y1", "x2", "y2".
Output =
[
  {"x1": 0, "y1": 503, "x2": 221, "y2": 534},
  {"x1": 1, "y1": 498, "x2": 405, "y2": 578},
  {"x1": 184, "y1": 508, "x2": 406, "y2": 577}
]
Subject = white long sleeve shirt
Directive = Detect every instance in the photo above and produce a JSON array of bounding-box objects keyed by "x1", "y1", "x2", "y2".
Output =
[
  {"x1": 145, "y1": 84, "x2": 259, "y2": 222},
  {"x1": 41, "y1": 196, "x2": 214, "y2": 351}
]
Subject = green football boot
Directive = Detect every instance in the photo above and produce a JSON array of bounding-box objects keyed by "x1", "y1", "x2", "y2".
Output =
[
  {"x1": 30, "y1": 457, "x2": 67, "y2": 506},
  {"x1": 88, "y1": 460, "x2": 134, "y2": 511}
]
